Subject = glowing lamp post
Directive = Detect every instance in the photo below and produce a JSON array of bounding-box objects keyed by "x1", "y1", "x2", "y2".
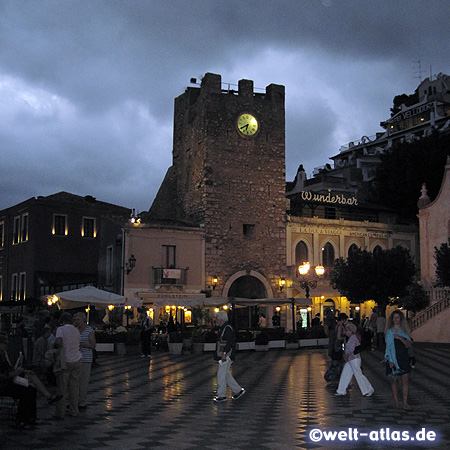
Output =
[
  {"x1": 298, "y1": 263, "x2": 325, "y2": 298},
  {"x1": 292, "y1": 263, "x2": 325, "y2": 332}
]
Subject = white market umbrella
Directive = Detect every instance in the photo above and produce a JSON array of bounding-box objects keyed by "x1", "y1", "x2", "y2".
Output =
[{"x1": 46, "y1": 286, "x2": 142, "y2": 310}]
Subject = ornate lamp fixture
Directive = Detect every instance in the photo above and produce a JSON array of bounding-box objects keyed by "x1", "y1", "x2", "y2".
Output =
[{"x1": 126, "y1": 254, "x2": 136, "y2": 274}]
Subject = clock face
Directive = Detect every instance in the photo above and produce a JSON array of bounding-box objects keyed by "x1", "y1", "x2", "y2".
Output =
[{"x1": 237, "y1": 113, "x2": 259, "y2": 136}]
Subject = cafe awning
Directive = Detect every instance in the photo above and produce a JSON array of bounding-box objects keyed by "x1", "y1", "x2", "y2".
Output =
[{"x1": 149, "y1": 296, "x2": 310, "y2": 308}]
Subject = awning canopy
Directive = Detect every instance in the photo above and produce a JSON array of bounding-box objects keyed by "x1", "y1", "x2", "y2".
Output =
[
  {"x1": 43, "y1": 286, "x2": 142, "y2": 310},
  {"x1": 150, "y1": 297, "x2": 311, "y2": 308}
]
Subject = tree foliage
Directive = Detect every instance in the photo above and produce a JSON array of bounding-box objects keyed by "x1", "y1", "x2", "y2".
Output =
[
  {"x1": 393, "y1": 282, "x2": 429, "y2": 313},
  {"x1": 330, "y1": 247, "x2": 417, "y2": 313},
  {"x1": 369, "y1": 131, "x2": 450, "y2": 219},
  {"x1": 390, "y1": 92, "x2": 418, "y2": 116},
  {"x1": 434, "y1": 239, "x2": 450, "y2": 288}
]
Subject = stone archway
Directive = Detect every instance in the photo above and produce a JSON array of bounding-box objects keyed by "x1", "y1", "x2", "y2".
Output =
[
  {"x1": 223, "y1": 271, "x2": 271, "y2": 329},
  {"x1": 223, "y1": 270, "x2": 271, "y2": 299}
]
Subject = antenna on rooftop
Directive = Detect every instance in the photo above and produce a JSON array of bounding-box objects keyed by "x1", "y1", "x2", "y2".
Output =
[{"x1": 413, "y1": 59, "x2": 423, "y2": 83}]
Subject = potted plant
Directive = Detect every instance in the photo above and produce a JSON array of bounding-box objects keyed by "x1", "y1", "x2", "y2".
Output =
[
  {"x1": 236, "y1": 330, "x2": 255, "y2": 351},
  {"x1": 113, "y1": 331, "x2": 127, "y2": 356},
  {"x1": 191, "y1": 328, "x2": 205, "y2": 354},
  {"x1": 124, "y1": 328, "x2": 141, "y2": 356},
  {"x1": 297, "y1": 327, "x2": 318, "y2": 347},
  {"x1": 310, "y1": 325, "x2": 329, "y2": 346},
  {"x1": 182, "y1": 328, "x2": 193, "y2": 350},
  {"x1": 168, "y1": 331, "x2": 183, "y2": 355},
  {"x1": 285, "y1": 331, "x2": 299, "y2": 350},
  {"x1": 94, "y1": 330, "x2": 115, "y2": 352},
  {"x1": 202, "y1": 330, "x2": 217, "y2": 352},
  {"x1": 255, "y1": 331, "x2": 270, "y2": 351},
  {"x1": 267, "y1": 327, "x2": 286, "y2": 349}
]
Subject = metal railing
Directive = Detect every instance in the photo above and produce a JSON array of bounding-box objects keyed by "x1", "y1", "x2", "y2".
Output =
[{"x1": 410, "y1": 288, "x2": 450, "y2": 330}]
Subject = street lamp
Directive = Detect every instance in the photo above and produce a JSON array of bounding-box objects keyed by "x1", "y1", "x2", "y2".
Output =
[
  {"x1": 298, "y1": 262, "x2": 324, "y2": 298},
  {"x1": 126, "y1": 254, "x2": 136, "y2": 274},
  {"x1": 292, "y1": 262, "x2": 325, "y2": 332}
]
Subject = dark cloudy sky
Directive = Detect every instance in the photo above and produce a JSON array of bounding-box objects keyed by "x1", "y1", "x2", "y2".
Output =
[{"x1": 1, "y1": 0, "x2": 449, "y2": 213}]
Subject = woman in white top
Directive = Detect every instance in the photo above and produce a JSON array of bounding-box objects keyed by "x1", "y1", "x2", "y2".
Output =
[
  {"x1": 336, "y1": 323, "x2": 374, "y2": 397},
  {"x1": 54, "y1": 312, "x2": 82, "y2": 419}
]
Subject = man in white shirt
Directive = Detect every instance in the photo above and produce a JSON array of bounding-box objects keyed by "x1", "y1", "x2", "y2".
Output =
[{"x1": 54, "y1": 312, "x2": 82, "y2": 419}]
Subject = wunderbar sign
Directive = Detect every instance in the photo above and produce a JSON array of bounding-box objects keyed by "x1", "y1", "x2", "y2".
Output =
[{"x1": 301, "y1": 190, "x2": 358, "y2": 206}]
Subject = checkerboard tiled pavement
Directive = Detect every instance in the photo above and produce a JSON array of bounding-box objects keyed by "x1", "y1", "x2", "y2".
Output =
[{"x1": 1, "y1": 343, "x2": 449, "y2": 449}]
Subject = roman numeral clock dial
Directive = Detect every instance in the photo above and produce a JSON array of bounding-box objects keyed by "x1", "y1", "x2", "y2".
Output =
[{"x1": 237, "y1": 113, "x2": 259, "y2": 137}]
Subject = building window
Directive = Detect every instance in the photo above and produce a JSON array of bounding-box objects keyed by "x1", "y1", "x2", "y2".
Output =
[
  {"x1": 324, "y1": 207, "x2": 336, "y2": 220},
  {"x1": 348, "y1": 244, "x2": 359, "y2": 257},
  {"x1": 0, "y1": 222, "x2": 4, "y2": 247},
  {"x1": 106, "y1": 246, "x2": 113, "y2": 285},
  {"x1": 11, "y1": 273, "x2": 18, "y2": 301},
  {"x1": 373, "y1": 245, "x2": 383, "y2": 256},
  {"x1": 322, "y1": 242, "x2": 335, "y2": 269},
  {"x1": 82, "y1": 217, "x2": 96, "y2": 238},
  {"x1": 13, "y1": 216, "x2": 20, "y2": 244},
  {"x1": 53, "y1": 214, "x2": 68, "y2": 236},
  {"x1": 163, "y1": 245, "x2": 176, "y2": 268},
  {"x1": 19, "y1": 272, "x2": 26, "y2": 301},
  {"x1": 21, "y1": 213, "x2": 29, "y2": 242},
  {"x1": 295, "y1": 241, "x2": 308, "y2": 268},
  {"x1": 243, "y1": 224, "x2": 255, "y2": 238}
]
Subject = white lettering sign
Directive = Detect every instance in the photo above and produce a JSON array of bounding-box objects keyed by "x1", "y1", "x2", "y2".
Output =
[
  {"x1": 301, "y1": 190, "x2": 358, "y2": 206},
  {"x1": 387, "y1": 102, "x2": 434, "y2": 124}
]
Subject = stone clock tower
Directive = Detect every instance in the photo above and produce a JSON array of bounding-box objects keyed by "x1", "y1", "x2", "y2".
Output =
[{"x1": 150, "y1": 73, "x2": 286, "y2": 299}]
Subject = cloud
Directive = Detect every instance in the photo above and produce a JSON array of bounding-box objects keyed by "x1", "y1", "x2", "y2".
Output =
[{"x1": 0, "y1": 0, "x2": 449, "y2": 212}]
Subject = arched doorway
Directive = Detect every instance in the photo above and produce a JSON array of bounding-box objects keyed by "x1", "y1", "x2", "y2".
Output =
[
  {"x1": 228, "y1": 275, "x2": 268, "y2": 329},
  {"x1": 323, "y1": 298, "x2": 336, "y2": 317}
]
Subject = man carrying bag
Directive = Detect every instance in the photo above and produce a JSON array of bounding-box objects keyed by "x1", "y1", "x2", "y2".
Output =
[{"x1": 213, "y1": 311, "x2": 245, "y2": 403}]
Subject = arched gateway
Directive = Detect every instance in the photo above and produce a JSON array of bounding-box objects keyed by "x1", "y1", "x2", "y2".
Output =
[{"x1": 222, "y1": 270, "x2": 272, "y2": 329}]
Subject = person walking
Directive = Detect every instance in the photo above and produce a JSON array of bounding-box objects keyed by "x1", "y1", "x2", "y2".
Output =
[
  {"x1": 140, "y1": 311, "x2": 153, "y2": 358},
  {"x1": 213, "y1": 311, "x2": 245, "y2": 403},
  {"x1": 54, "y1": 312, "x2": 82, "y2": 419},
  {"x1": 335, "y1": 323, "x2": 374, "y2": 397},
  {"x1": 73, "y1": 312, "x2": 96, "y2": 409},
  {"x1": 385, "y1": 310, "x2": 413, "y2": 410},
  {"x1": 376, "y1": 313, "x2": 386, "y2": 352}
]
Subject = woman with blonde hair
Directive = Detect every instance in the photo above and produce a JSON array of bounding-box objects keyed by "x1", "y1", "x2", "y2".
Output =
[{"x1": 385, "y1": 310, "x2": 413, "y2": 410}]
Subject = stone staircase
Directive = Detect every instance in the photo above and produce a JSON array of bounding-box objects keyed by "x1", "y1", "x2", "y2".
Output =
[{"x1": 411, "y1": 288, "x2": 450, "y2": 331}]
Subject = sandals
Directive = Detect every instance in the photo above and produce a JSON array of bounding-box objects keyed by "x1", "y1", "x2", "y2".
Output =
[{"x1": 48, "y1": 394, "x2": 63, "y2": 405}]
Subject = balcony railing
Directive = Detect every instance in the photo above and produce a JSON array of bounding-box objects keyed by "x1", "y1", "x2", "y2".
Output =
[{"x1": 153, "y1": 267, "x2": 188, "y2": 286}]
